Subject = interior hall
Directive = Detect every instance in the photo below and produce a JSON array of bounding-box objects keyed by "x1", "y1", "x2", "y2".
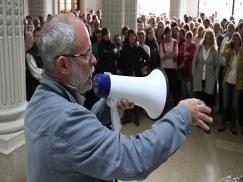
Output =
[{"x1": 0, "y1": 0, "x2": 243, "y2": 182}]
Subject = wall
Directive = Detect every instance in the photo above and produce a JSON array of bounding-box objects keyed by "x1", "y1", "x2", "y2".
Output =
[
  {"x1": 45, "y1": 0, "x2": 54, "y2": 16},
  {"x1": 85, "y1": 0, "x2": 101, "y2": 12},
  {"x1": 24, "y1": 0, "x2": 29, "y2": 16},
  {"x1": 184, "y1": 0, "x2": 199, "y2": 18}
]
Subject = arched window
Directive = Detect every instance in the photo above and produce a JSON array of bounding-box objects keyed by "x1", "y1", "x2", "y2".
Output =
[{"x1": 58, "y1": 0, "x2": 79, "y2": 13}]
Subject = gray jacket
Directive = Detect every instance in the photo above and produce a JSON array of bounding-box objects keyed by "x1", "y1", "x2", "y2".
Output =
[
  {"x1": 192, "y1": 45, "x2": 219, "y2": 94},
  {"x1": 24, "y1": 75, "x2": 192, "y2": 182}
]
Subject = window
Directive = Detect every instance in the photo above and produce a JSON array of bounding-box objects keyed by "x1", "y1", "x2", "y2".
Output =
[
  {"x1": 138, "y1": 0, "x2": 170, "y2": 17},
  {"x1": 199, "y1": 0, "x2": 243, "y2": 22},
  {"x1": 58, "y1": 0, "x2": 78, "y2": 13},
  {"x1": 199, "y1": 0, "x2": 233, "y2": 21},
  {"x1": 234, "y1": 0, "x2": 243, "y2": 22}
]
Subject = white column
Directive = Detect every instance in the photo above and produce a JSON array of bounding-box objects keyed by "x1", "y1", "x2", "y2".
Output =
[
  {"x1": 102, "y1": 0, "x2": 124, "y2": 36},
  {"x1": 124, "y1": 0, "x2": 137, "y2": 30},
  {"x1": 28, "y1": 0, "x2": 45, "y2": 17},
  {"x1": 0, "y1": 0, "x2": 27, "y2": 181},
  {"x1": 79, "y1": 0, "x2": 86, "y2": 14},
  {"x1": 23, "y1": 0, "x2": 29, "y2": 17},
  {"x1": 170, "y1": 0, "x2": 182, "y2": 19},
  {"x1": 185, "y1": 0, "x2": 199, "y2": 17}
]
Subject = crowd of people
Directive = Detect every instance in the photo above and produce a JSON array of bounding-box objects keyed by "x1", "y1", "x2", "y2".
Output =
[{"x1": 24, "y1": 9, "x2": 243, "y2": 134}]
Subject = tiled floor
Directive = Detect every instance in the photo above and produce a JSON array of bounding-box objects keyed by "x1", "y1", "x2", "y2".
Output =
[{"x1": 119, "y1": 113, "x2": 243, "y2": 182}]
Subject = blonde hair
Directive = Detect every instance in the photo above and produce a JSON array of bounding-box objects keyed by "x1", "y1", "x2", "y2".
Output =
[{"x1": 201, "y1": 29, "x2": 218, "y2": 51}]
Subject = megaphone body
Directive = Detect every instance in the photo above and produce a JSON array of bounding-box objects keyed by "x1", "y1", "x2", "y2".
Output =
[{"x1": 93, "y1": 69, "x2": 168, "y2": 131}]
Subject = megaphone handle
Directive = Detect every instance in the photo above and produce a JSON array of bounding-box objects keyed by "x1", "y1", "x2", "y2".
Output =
[{"x1": 106, "y1": 98, "x2": 122, "y2": 131}]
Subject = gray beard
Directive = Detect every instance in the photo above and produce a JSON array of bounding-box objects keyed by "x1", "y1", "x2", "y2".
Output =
[{"x1": 70, "y1": 64, "x2": 93, "y2": 94}]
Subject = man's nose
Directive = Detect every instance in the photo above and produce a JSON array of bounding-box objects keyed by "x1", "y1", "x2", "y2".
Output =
[{"x1": 90, "y1": 54, "x2": 97, "y2": 65}]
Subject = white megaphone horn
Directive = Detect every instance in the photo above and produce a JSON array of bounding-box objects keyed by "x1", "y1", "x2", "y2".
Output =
[{"x1": 93, "y1": 69, "x2": 168, "y2": 131}]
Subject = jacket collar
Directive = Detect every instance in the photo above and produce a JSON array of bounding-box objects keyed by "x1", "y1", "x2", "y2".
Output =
[{"x1": 39, "y1": 75, "x2": 85, "y2": 105}]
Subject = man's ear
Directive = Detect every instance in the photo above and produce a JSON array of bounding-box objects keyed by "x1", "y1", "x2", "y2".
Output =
[{"x1": 55, "y1": 56, "x2": 71, "y2": 75}]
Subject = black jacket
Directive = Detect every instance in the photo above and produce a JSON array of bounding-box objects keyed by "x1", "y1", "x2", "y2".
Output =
[
  {"x1": 25, "y1": 44, "x2": 43, "y2": 101},
  {"x1": 97, "y1": 40, "x2": 119, "y2": 74},
  {"x1": 118, "y1": 43, "x2": 149, "y2": 76},
  {"x1": 145, "y1": 39, "x2": 160, "y2": 70}
]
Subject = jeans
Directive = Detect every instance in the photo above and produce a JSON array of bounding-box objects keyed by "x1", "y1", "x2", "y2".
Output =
[
  {"x1": 181, "y1": 79, "x2": 193, "y2": 99},
  {"x1": 194, "y1": 81, "x2": 214, "y2": 109},
  {"x1": 222, "y1": 82, "x2": 240, "y2": 125},
  {"x1": 164, "y1": 68, "x2": 178, "y2": 105}
]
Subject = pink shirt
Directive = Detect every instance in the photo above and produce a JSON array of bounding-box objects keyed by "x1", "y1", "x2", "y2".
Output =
[{"x1": 159, "y1": 39, "x2": 178, "y2": 69}]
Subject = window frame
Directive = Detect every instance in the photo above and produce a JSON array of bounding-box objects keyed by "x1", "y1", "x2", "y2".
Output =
[{"x1": 58, "y1": 0, "x2": 78, "y2": 13}]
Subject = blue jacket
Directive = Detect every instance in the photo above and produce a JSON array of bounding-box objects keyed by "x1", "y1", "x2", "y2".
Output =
[{"x1": 24, "y1": 75, "x2": 192, "y2": 182}]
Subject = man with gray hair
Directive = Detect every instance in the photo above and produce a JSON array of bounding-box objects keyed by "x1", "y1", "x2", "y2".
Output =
[{"x1": 24, "y1": 15, "x2": 213, "y2": 182}]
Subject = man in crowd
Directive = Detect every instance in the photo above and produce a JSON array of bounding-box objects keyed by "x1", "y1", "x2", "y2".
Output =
[
  {"x1": 25, "y1": 27, "x2": 43, "y2": 101},
  {"x1": 25, "y1": 14, "x2": 212, "y2": 182}
]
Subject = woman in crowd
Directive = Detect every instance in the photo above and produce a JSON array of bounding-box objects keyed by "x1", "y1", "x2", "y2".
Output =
[
  {"x1": 218, "y1": 32, "x2": 243, "y2": 134},
  {"x1": 159, "y1": 26, "x2": 179, "y2": 106},
  {"x1": 118, "y1": 29, "x2": 150, "y2": 125},
  {"x1": 155, "y1": 26, "x2": 164, "y2": 45},
  {"x1": 178, "y1": 31, "x2": 197, "y2": 99},
  {"x1": 145, "y1": 27, "x2": 160, "y2": 70},
  {"x1": 194, "y1": 25, "x2": 205, "y2": 45},
  {"x1": 119, "y1": 29, "x2": 149, "y2": 77},
  {"x1": 122, "y1": 26, "x2": 129, "y2": 47},
  {"x1": 97, "y1": 28, "x2": 119, "y2": 74},
  {"x1": 157, "y1": 21, "x2": 165, "y2": 29},
  {"x1": 192, "y1": 29, "x2": 219, "y2": 110}
]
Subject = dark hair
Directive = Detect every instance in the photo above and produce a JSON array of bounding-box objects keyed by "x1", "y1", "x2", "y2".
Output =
[
  {"x1": 171, "y1": 21, "x2": 177, "y2": 28},
  {"x1": 33, "y1": 27, "x2": 41, "y2": 36},
  {"x1": 186, "y1": 31, "x2": 193, "y2": 38},
  {"x1": 222, "y1": 18, "x2": 227, "y2": 22},
  {"x1": 179, "y1": 28, "x2": 186, "y2": 36},
  {"x1": 101, "y1": 27, "x2": 109, "y2": 36},
  {"x1": 146, "y1": 27, "x2": 156, "y2": 40},
  {"x1": 204, "y1": 18, "x2": 210, "y2": 24},
  {"x1": 164, "y1": 26, "x2": 171, "y2": 34},
  {"x1": 122, "y1": 26, "x2": 129, "y2": 35},
  {"x1": 127, "y1": 29, "x2": 137, "y2": 41},
  {"x1": 183, "y1": 24, "x2": 190, "y2": 31},
  {"x1": 92, "y1": 15, "x2": 96, "y2": 20},
  {"x1": 114, "y1": 34, "x2": 121, "y2": 41},
  {"x1": 26, "y1": 15, "x2": 33, "y2": 20},
  {"x1": 238, "y1": 22, "x2": 243, "y2": 30},
  {"x1": 95, "y1": 29, "x2": 102, "y2": 35},
  {"x1": 38, "y1": 16, "x2": 44, "y2": 22},
  {"x1": 231, "y1": 32, "x2": 242, "y2": 47}
]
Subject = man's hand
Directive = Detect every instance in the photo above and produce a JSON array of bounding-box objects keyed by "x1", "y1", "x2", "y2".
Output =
[
  {"x1": 117, "y1": 99, "x2": 134, "y2": 117},
  {"x1": 179, "y1": 99, "x2": 213, "y2": 131}
]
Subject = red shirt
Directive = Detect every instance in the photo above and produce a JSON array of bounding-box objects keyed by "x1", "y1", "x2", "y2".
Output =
[{"x1": 178, "y1": 42, "x2": 196, "y2": 81}]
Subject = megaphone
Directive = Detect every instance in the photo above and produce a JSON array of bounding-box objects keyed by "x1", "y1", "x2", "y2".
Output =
[{"x1": 93, "y1": 69, "x2": 168, "y2": 131}]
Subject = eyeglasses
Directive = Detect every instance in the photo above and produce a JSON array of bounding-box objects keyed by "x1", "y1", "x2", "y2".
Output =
[{"x1": 55, "y1": 49, "x2": 93, "y2": 60}]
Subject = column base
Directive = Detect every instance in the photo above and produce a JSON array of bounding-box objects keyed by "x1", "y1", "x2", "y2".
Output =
[
  {"x1": 0, "y1": 103, "x2": 27, "y2": 135},
  {"x1": 0, "y1": 131, "x2": 25, "y2": 155},
  {"x1": 0, "y1": 131, "x2": 26, "y2": 182}
]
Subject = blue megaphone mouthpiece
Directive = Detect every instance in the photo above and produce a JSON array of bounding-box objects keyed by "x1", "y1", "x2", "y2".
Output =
[{"x1": 93, "y1": 73, "x2": 111, "y2": 98}]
